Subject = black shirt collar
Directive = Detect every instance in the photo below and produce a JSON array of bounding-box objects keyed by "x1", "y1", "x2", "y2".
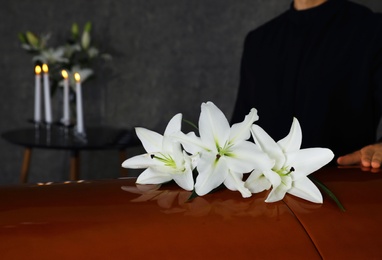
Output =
[{"x1": 288, "y1": 0, "x2": 345, "y2": 27}]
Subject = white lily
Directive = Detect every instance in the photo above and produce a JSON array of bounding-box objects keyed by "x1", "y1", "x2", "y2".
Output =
[
  {"x1": 173, "y1": 101, "x2": 272, "y2": 198},
  {"x1": 122, "y1": 113, "x2": 195, "y2": 191},
  {"x1": 33, "y1": 47, "x2": 69, "y2": 64},
  {"x1": 246, "y1": 117, "x2": 334, "y2": 203}
]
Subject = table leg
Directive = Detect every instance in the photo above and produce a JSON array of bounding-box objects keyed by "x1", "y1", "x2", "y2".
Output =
[
  {"x1": 20, "y1": 147, "x2": 32, "y2": 183},
  {"x1": 119, "y1": 149, "x2": 128, "y2": 177},
  {"x1": 70, "y1": 150, "x2": 79, "y2": 181}
]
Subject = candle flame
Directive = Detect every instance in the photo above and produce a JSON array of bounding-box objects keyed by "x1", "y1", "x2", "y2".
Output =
[
  {"x1": 74, "y1": 73, "x2": 81, "y2": 82},
  {"x1": 61, "y1": 70, "x2": 68, "y2": 79},
  {"x1": 35, "y1": 65, "x2": 41, "y2": 75},
  {"x1": 42, "y1": 64, "x2": 49, "y2": 73}
]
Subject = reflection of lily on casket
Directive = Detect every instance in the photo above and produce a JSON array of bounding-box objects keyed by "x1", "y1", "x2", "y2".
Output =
[{"x1": 122, "y1": 182, "x2": 323, "y2": 219}]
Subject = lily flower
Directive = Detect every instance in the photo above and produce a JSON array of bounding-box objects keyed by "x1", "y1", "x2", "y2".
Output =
[
  {"x1": 32, "y1": 46, "x2": 69, "y2": 64},
  {"x1": 173, "y1": 101, "x2": 272, "y2": 198},
  {"x1": 122, "y1": 113, "x2": 195, "y2": 191},
  {"x1": 246, "y1": 118, "x2": 334, "y2": 203}
]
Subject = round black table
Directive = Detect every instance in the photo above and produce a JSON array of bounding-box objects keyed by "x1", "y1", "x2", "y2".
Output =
[{"x1": 1, "y1": 126, "x2": 139, "y2": 183}]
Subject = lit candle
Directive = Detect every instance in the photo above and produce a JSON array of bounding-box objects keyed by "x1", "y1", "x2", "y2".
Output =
[
  {"x1": 75, "y1": 73, "x2": 84, "y2": 134},
  {"x1": 61, "y1": 70, "x2": 70, "y2": 125},
  {"x1": 34, "y1": 65, "x2": 42, "y2": 123},
  {"x1": 42, "y1": 64, "x2": 52, "y2": 124}
]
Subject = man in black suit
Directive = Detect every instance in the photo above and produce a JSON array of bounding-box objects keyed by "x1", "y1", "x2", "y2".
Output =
[{"x1": 232, "y1": 0, "x2": 382, "y2": 168}]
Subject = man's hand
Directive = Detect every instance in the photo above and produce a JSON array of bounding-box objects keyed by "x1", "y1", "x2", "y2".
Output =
[{"x1": 337, "y1": 143, "x2": 382, "y2": 168}]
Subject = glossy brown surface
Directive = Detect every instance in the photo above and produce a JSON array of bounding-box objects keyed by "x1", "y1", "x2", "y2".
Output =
[
  {"x1": 285, "y1": 167, "x2": 382, "y2": 258},
  {"x1": 0, "y1": 167, "x2": 381, "y2": 259}
]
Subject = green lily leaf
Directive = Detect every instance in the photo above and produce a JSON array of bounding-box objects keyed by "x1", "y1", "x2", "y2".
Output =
[
  {"x1": 310, "y1": 176, "x2": 345, "y2": 212},
  {"x1": 187, "y1": 189, "x2": 199, "y2": 202},
  {"x1": 18, "y1": 33, "x2": 27, "y2": 44},
  {"x1": 182, "y1": 119, "x2": 198, "y2": 131}
]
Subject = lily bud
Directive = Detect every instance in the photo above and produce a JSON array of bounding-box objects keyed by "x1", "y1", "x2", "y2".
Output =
[
  {"x1": 81, "y1": 31, "x2": 91, "y2": 50},
  {"x1": 84, "y1": 21, "x2": 92, "y2": 33},
  {"x1": 26, "y1": 31, "x2": 39, "y2": 48},
  {"x1": 71, "y1": 22, "x2": 79, "y2": 40}
]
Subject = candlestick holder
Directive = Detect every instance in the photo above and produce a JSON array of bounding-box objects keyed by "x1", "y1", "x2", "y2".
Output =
[
  {"x1": 29, "y1": 120, "x2": 52, "y2": 143},
  {"x1": 56, "y1": 120, "x2": 74, "y2": 138},
  {"x1": 74, "y1": 127, "x2": 87, "y2": 143},
  {"x1": 45, "y1": 123, "x2": 52, "y2": 144},
  {"x1": 28, "y1": 119, "x2": 43, "y2": 140},
  {"x1": 59, "y1": 118, "x2": 73, "y2": 127},
  {"x1": 28, "y1": 119, "x2": 44, "y2": 130}
]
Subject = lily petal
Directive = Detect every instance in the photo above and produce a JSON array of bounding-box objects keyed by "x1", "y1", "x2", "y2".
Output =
[
  {"x1": 245, "y1": 170, "x2": 272, "y2": 193},
  {"x1": 195, "y1": 153, "x2": 229, "y2": 196},
  {"x1": 288, "y1": 177, "x2": 323, "y2": 203},
  {"x1": 164, "y1": 113, "x2": 182, "y2": 136},
  {"x1": 262, "y1": 169, "x2": 282, "y2": 188},
  {"x1": 277, "y1": 117, "x2": 302, "y2": 153},
  {"x1": 224, "y1": 171, "x2": 252, "y2": 198},
  {"x1": 172, "y1": 131, "x2": 210, "y2": 154},
  {"x1": 224, "y1": 141, "x2": 273, "y2": 173},
  {"x1": 172, "y1": 170, "x2": 194, "y2": 191},
  {"x1": 162, "y1": 114, "x2": 182, "y2": 153},
  {"x1": 171, "y1": 142, "x2": 187, "y2": 168},
  {"x1": 136, "y1": 168, "x2": 173, "y2": 184},
  {"x1": 286, "y1": 148, "x2": 334, "y2": 180},
  {"x1": 265, "y1": 175, "x2": 292, "y2": 203},
  {"x1": 122, "y1": 154, "x2": 162, "y2": 169},
  {"x1": 251, "y1": 124, "x2": 285, "y2": 170},
  {"x1": 199, "y1": 102, "x2": 230, "y2": 149},
  {"x1": 136, "y1": 127, "x2": 163, "y2": 153},
  {"x1": 229, "y1": 108, "x2": 259, "y2": 143}
]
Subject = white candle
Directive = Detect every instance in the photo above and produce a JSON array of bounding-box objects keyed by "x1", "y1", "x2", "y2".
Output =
[
  {"x1": 34, "y1": 65, "x2": 42, "y2": 123},
  {"x1": 61, "y1": 70, "x2": 70, "y2": 125},
  {"x1": 75, "y1": 73, "x2": 84, "y2": 134},
  {"x1": 42, "y1": 64, "x2": 52, "y2": 124}
]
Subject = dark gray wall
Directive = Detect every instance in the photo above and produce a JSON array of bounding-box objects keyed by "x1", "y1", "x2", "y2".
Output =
[{"x1": 1, "y1": 0, "x2": 381, "y2": 185}]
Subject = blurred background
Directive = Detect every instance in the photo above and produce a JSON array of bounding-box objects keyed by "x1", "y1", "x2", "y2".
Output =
[{"x1": 1, "y1": 0, "x2": 381, "y2": 185}]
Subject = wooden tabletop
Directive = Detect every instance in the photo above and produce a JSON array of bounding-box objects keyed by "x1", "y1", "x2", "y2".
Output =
[
  {"x1": 0, "y1": 166, "x2": 381, "y2": 259},
  {"x1": 1, "y1": 127, "x2": 138, "y2": 150}
]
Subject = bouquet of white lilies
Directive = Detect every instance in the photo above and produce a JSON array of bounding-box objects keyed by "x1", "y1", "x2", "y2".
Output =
[
  {"x1": 122, "y1": 101, "x2": 334, "y2": 203},
  {"x1": 19, "y1": 22, "x2": 111, "y2": 94}
]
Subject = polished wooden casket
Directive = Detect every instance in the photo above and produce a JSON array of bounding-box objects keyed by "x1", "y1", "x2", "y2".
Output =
[{"x1": 0, "y1": 166, "x2": 381, "y2": 259}]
